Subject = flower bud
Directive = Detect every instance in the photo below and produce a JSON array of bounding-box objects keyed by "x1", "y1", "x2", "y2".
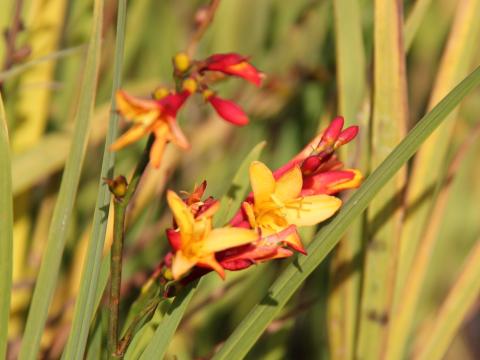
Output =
[
  {"x1": 104, "y1": 175, "x2": 128, "y2": 200},
  {"x1": 152, "y1": 87, "x2": 170, "y2": 100},
  {"x1": 173, "y1": 52, "x2": 190, "y2": 73},
  {"x1": 182, "y1": 78, "x2": 197, "y2": 94}
]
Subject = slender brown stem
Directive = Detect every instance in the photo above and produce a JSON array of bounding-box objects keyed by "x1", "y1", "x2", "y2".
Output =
[
  {"x1": 186, "y1": 0, "x2": 221, "y2": 56},
  {"x1": 108, "y1": 135, "x2": 154, "y2": 358}
]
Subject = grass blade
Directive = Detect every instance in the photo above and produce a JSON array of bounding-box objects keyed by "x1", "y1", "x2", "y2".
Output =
[
  {"x1": 62, "y1": 0, "x2": 126, "y2": 358},
  {"x1": 211, "y1": 65, "x2": 480, "y2": 360},
  {"x1": 137, "y1": 282, "x2": 199, "y2": 360},
  {"x1": 394, "y1": 0, "x2": 480, "y2": 324},
  {"x1": 412, "y1": 239, "x2": 480, "y2": 360},
  {"x1": 329, "y1": 1, "x2": 366, "y2": 358},
  {"x1": 385, "y1": 123, "x2": 480, "y2": 360},
  {"x1": 357, "y1": 1, "x2": 408, "y2": 358},
  {"x1": 0, "y1": 93, "x2": 14, "y2": 359},
  {"x1": 18, "y1": 0, "x2": 103, "y2": 358},
  {"x1": 404, "y1": 0, "x2": 434, "y2": 51}
]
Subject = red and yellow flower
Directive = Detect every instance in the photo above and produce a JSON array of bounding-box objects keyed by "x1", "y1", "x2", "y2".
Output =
[
  {"x1": 111, "y1": 90, "x2": 191, "y2": 168},
  {"x1": 165, "y1": 190, "x2": 258, "y2": 280}
]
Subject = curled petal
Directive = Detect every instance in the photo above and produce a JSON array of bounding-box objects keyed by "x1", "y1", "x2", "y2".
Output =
[
  {"x1": 208, "y1": 96, "x2": 249, "y2": 126},
  {"x1": 165, "y1": 116, "x2": 190, "y2": 150},
  {"x1": 116, "y1": 90, "x2": 161, "y2": 124},
  {"x1": 303, "y1": 169, "x2": 363, "y2": 195}
]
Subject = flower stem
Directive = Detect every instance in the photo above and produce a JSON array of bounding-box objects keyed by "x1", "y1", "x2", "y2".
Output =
[{"x1": 108, "y1": 135, "x2": 154, "y2": 358}]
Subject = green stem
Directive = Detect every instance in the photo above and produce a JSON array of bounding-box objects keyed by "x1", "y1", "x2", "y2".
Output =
[{"x1": 108, "y1": 135, "x2": 154, "y2": 358}]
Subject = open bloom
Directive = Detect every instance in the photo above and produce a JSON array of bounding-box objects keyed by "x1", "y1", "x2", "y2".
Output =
[
  {"x1": 111, "y1": 90, "x2": 191, "y2": 167},
  {"x1": 200, "y1": 53, "x2": 264, "y2": 86},
  {"x1": 166, "y1": 190, "x2": 258, "y2": 280},
  {"x1": 242, "y1": 161, "x2": 342, "y2": 253}
]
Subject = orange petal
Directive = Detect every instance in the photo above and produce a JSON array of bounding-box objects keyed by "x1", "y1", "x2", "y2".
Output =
[
  {"x1": 110, "y1": 124, "x2": 148, "y2": 151},
  {"x1": 284, "y1": 195, "x2": 342, "y2": 227},
  {"x1": 165, "y1": 116, "x2": 190, "y2": 149},
  {"x1": 197, "y1": 254, "x2": 225, "y2": 279},
  {"x1": 275, "y1": 166, "x2": 302, "y2": 202},
  {"x1": 249, "y1": 161, "x2": 275, "y2": 204},
  {"x1": 149, "y1": 136, "x2": 167, "y2": 168}
]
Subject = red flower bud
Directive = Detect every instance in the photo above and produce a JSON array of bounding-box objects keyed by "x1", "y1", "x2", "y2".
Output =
[
  {"x1": 202, "y1": 53, "x2": 264, "y2": 86},
  {"x1": 318, "y1": 116, "x2": 344, "y2": 148},
  {"x1": 207, "y1": 95, "x2": 249, "y2": 126},
  {"x1": 335, "y1": 125, "x2": 359, "y2": 147}
]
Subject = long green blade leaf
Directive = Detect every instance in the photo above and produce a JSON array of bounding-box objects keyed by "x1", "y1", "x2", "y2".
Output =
[
  {"x1": 212, "y1": 65, "x2": 480, "y2": 360},
  {"x1": 0, "y1": 93, "x2": 13, "y2": 359},
  {"x1": 18, "y1": 0, "x2": 104, "y2": 358},
  {"x1": 137, "y1": 282, "x2": 198, "y2": 360},
  {"x1": 62, "y1": 0, "x2": 126, "y2": 358}
]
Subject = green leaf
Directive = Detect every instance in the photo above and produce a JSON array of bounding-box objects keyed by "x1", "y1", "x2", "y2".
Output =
[
  {"x1": 62, "y1": 0, "x2": 127, "y2": 358},
  {"x1": 357, "y1": 1, "x2": 408, "y2": 358},
  {"x1": 137, "y1": 282, "x2": 199, "y2": 360},
  {"x1": 0, "y1": 93, "x2": 13, "y2": 360},
  {"x1": 18, "y1": 0, "x2": 104, "y2": 358},
  {"x1": 212, "y1": 65, "x2": 480, "y2": 360}
]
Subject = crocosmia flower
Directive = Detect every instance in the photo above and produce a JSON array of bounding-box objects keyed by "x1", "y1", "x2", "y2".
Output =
[
  {"x1": 166, "y1": 190, "x2": 258, "y2": 280},
  {"x1": 111, "y1": 90, "x2": 191, "y2": 167},
  {"x1": 241, "y1": 161, "x2": 342, "y2": 254},
  {"x1": 201, "y1": 53, "x2": 264, "y2": 86}
]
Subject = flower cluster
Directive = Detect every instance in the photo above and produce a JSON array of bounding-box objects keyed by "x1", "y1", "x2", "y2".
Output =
[
  {"x1": 162, "y1": 117, "x2": 362, "y2": 285},
  {"x1": 111, "y1": 52, "x2": 263, "y2": 167}
]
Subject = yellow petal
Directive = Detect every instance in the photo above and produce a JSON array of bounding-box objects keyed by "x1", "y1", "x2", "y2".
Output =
[
  {"x1": 110, "y1": 124, "x2": 148, "y2": 151},
  {"x1": 250, "y1": 161, "x2": 275, "y2": 204},
  {"x1": 166, "y1": 190, "x2": 194, "y2": 234},
  {"x1": 172, "y1": 250, "x2": 196, "y2": 280},
  {"x1": 284, "y1": 195, "x2": 342, "y2": 227},
  {"x1": 275, "y1": 166, "x2": 302, "y2": 201},
  {"x1": 202, "y1": 227, "x2": 258, "y2": 253}
]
